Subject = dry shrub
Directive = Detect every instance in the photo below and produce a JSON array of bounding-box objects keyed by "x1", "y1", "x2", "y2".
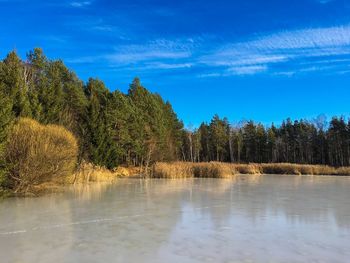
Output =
[{"x1": 5, "y1": 118, "x2": 78, "y2": 192}]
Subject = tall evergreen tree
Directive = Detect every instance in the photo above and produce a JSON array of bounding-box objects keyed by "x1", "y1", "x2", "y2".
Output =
[
  {"x1": 85, "y1": 78, "x2": 118, "y2": 168},
  {"x1": 0, "y1": 51, "x2": 31, "y2": 118}
]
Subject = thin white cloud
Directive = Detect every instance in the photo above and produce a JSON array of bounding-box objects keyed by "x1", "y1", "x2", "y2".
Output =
[
  {"x1": 70, "y1": 1, "x2": 91, "y2": 7},
  {"x1": 197, "y1": 73, "x2": 222, "y2": 78},
  {"x1": 64, "y1": 18, "x2": 127, "y2": 38},
  {"x1": 67, "y1": 25, "x2": 350, "y2": 77},
  {"x1": 141, "y1": 62, "x2": 193, "y2": 70},
  {"x1": 247, "y1": 25, "x2": 350, "y2": 50},
  {"x1": 201, "y1": 54, "x2": 288, "y2": 67},
  {"x1": 107, "y1": 51, "x2": 190, "y2": 63},
  {"x1": 197, "y1": 65, "x2": 267, "y2": 78},
  {"x1": 227, "y1": 65, "x2": 268, "y2": 75},
  {"x1": 199, "y1": 24, "x2": 350, "y2": 76},
  {"x1": 273, "y1": 63, "x2": 350, "y2": 77},
  {"x1": 91, "y1": 25, "x2": 114, "y2": 32},
  {"x1": 67, "y1": 39, "x2": 195, "y2": 70},
  {"x1": 107, "y1": 39, "x2": 195, "y2": 63}
]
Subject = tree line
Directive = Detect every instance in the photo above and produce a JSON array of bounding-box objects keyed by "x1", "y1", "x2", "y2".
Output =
[
  {"x1": 182, "y1": 115, "x2": 350, "y2": 167},
  {"x1": 0, "y1": 48, "x2": 349, "y2": 174},
  {"x1": 0, "y1": 48, "x2": 183, "y2": 174}
]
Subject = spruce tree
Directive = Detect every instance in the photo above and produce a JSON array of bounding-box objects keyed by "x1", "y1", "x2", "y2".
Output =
[{"x1": 1, "y1": 51, "x2": 31, "y2": 118}]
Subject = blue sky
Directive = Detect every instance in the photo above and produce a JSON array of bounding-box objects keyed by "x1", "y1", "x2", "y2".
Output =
[{"x1": 1, "y1": 0, "x2": 350, "y2": 126}]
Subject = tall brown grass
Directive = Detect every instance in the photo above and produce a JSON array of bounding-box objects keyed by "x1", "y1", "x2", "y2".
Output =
[
  {"x1": 153, "y1": 162, "x2": 236, "y2": 178},
  {"x1": 152, "y1": 162, "x2": 350, "y2": 178},
  {"x1": 66, "y1": 161, "x2": 139, "y2": 184},
  {"x1": 68, "y1": 161, "x2": 118, "y2": 184},
  {"x1": 4, "y1": 118, "x2": 78, "y2": 192}
]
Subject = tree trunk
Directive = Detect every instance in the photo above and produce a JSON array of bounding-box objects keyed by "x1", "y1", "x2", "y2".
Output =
[{"x1": 229, "y1": 132, "x2": 234, "y2": 163}]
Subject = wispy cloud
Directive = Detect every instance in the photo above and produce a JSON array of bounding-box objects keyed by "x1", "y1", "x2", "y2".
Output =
[
  {"x1": 197, "y1": 65, "x2": 267, "y2": 78},
  {"x1": 67, "y1": 24, "x2": 350, "y2": 77},
  {"x1": 98, "y1": 39, "x2": 195, "y2": 70},
  {"x1": 106, "y1": 51, "x2": 190, "y2": 63},
  {"x1": 247, "y1": 25, "x2": 350, "y2": 50},
  {"x1": 140, "y1": 62, "x2": 193, "y2": 70},
  {"x1": 67, "y1": 38, "x2": 196, "y2": 67},
  {"x1": 63, "y1": 17, "x2": 129, "y2": 41},
  {"x1": 227, "y1": 65, "x2": 267, "y2": 75},
  {"x1": 199, "y1": 24, "x2": 350, "y2": 77},
  {"x1": 70, "y1": 1, "x2": 91, "y2": 7}
]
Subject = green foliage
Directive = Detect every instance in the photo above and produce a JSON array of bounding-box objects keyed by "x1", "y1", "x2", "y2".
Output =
[
  {"x1": 84, "y1": 78, "x2": 118, "y2": 169},
  {"x1": 0, "y1": 85, "x2": 13, "y2": 147},
  {"x1": 209, "y1": 114, "x2": 229, "y2": 162},
  {"x1": 127, "y1": 78, "x2": 183, "y2": 165},
  {"x1": 0, "y1": 64, "x2": 14, "y2": 186},
  {"x1": 0, "y1": 51, "x2": 32, "y2": 118}
]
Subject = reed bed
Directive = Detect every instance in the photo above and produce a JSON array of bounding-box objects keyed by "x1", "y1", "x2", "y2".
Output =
[
  {"x1": 152, "y1": 162, "x2": 194, "y2": 178},
  {"x1": 64, "y1": 162, "x2": 116, "y2": 184},
  {"x1": 66, "y1": 162, "x2": 136, "y2": 184},
  {"x1": 152, "y1": 162, "x2": 350, "y2": 178}
]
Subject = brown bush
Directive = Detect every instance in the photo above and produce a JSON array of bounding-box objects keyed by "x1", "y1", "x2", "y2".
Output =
[{"x1": 5, "y1": 118, "x2": 78, "y2": 192}]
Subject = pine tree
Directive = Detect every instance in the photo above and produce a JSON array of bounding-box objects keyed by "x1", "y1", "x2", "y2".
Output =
[
  {"x1": 0, "y1": 82, "x2": 14, "y2": 185},
  {"x1": 1, "y1": 51, "x2": 31, "y2": 118},
  {"x1": 209, "y1": 115, "x2": 229, "y2": 162},
  {"x1": 84, "y1": 78, "x2": 118, "y2": 168}
]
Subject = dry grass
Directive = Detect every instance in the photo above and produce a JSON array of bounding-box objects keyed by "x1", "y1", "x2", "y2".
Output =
[
  {"x1": 153, "y1": 162, "x2": 236, "y2": 178},
  {"x1": 66, "y1": 161, "x2": 140, "y2": 184},
  {"x1": 329, "y1": 166, "x2": 350, "y2": 176},
  {"x1": 67, "y1": 162, "x2": 117, "y2": 183},
  {"x1": 152, "y1": 162, "x2": 350, "y2": 178},
  {"x1": 153, "y1": 162, "x2": 194, "y2": 178},
  {"x1": 260, "y1": 163, "x2": 343, "y2": 175}
]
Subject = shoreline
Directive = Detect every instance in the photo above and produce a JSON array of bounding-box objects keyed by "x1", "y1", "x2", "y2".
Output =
[{"x1": 2, "y1": 162, "x2": 350, "y2": 199}]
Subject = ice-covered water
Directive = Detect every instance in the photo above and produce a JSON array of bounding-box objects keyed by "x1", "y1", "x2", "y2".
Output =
[{"x1": 1, "y1": 175, "x2": 350, "y2": 263}]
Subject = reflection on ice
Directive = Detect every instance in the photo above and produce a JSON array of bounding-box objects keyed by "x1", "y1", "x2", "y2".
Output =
[{"x1": 0, "y1": 175, "x2": 350, "y2": 263}]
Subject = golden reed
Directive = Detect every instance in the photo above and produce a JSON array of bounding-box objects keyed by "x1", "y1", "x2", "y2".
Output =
[{"x1": 152, "y1": 162, "x2": 350, "y2": 178}]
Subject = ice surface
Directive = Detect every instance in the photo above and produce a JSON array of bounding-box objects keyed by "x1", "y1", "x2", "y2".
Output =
[{"x1": 1, "y1": 175, "x2": 350, "y2": 263}]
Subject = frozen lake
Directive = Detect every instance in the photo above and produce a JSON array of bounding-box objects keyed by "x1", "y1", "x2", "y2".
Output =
[{"x1": 1, "y1": 175, "x2": 350, "y2": 263}]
